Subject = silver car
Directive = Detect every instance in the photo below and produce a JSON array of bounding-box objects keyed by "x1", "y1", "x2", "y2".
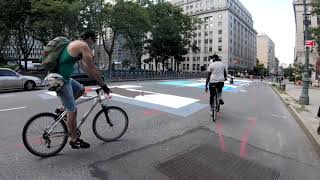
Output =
[{"x1": 0, "y1": 68, "x2": 43, "y2": 91}]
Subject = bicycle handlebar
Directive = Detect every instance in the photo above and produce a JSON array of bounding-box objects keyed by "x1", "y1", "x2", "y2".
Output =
[{"x1": 95, "y1": 87, "x2": 103, "y2": 94}]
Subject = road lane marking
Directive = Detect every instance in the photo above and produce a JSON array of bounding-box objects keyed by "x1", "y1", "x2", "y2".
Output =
[
  {"x1": 215, "y1": 113, "x2": 226, "y2": 152},
  {"x1": 240, "y1": 117, "x2": 257, "y2": 158},
  {"x1": 0, "y1": 95, "x2": 14, "y2": 98},
  {"x1": 0, "y1": 106, "x2": 26, "y2": 112},
  {"x1": 272, "y1": 114, "x2": 287, "y2": 119}
]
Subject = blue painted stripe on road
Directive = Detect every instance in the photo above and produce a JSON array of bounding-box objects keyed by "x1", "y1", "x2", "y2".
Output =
[
  {"x1": 159, "y1": 80, "x2": 193, "y2": 86},
  {"x1": 158, "y1": 80, "x2": 237, "y2": 92}
]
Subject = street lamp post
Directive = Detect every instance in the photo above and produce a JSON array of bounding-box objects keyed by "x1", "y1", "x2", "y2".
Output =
[{"x1": 299, "y1": 0, "x2": 310, "y2": 105}]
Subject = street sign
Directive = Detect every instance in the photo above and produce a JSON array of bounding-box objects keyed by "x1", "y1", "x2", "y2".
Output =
[{"x1": 306, "y1": 40, "x2": 315, "y2": 47}]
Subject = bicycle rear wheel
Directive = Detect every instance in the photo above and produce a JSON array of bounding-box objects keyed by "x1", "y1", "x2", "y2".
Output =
[
  {"x1": 93, "y1": 106, "x2": 129, "y2": 142},
  {"x1": 212, "y1": 97, "x2": 217, "y2": 122},
  {"x1": 22, "y1": 113, "x2": 68, "y2": 157}
]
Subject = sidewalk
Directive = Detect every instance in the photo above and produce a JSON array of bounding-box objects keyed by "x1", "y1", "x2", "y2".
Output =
[{"x1": 272, "y1": 83, "x2": 320, "y2": 155}]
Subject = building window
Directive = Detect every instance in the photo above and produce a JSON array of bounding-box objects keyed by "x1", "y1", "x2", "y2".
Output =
[
  {"x1": 218, "y1": 22, "x2": 222, "y2": 27},
  {"x1": 204, "y1": 47, "x2": 208, "y2": 52},
  {"x1": 218, "y1": 37, "x2": 222, "y2": 43},
  {"x1": 193, "y1": 64, "x2": 196, "y2": 70},
  {"x1": 205, "y1": 32, "x2": 208, "y2": 36},
  {"x1": 204, "y1": 57, "x2": 207, "y2": 61},
  {"x1": 218, "y1": 14, "x2": 222, "y2": 19},
  {"x1": 209, "y1": 39, "x2": 213, "y2": 44},
  {"x1": 198, "y1": 40, "x2": 201, "y2": 45},
  {"x1": 209, "y1": 47, "x2": 212, "y2": 51},
  {"x1": 197, "y1": 64, "x2": 200, "y2": 70},
  {"x1": 218, "y1": 46, "x2": 222, "y2": 51},
  {"x1": 186, "y1": 6, "x2": 189, "y2": 10},
  {"x1": 197, "y1": 57, "x2": 200, "y2": 61},
  {"x1": 205, "y1": 24, "x2": 209, "y2": 29},
  {"x1": 209, "y1": 31, "x2": 213, "y2": 36},
  {"x1": 187, "y1": 57, "x2": 190, "y2": 61},
  {"x1": 198, "y1": 32, "x2": 201, "y2": 36},
  {"x1": 218, "y1": 30, "x2": 222, "y2": 34},
  {"x1": 183, "y1": 64, "x2": 186, "y2": 70},
  {"x1": 205, "y1": 39, "x2": 208, "y2": 44},
  {"x1": 193, "y1": 57, "x2": 196, "y2": 61},
  {"x1": 187, "y1": 64, "x2": 190, "y2": 70}
]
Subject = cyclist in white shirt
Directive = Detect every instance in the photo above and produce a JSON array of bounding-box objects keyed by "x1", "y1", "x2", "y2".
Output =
[{"x1": 205, "y1": 54, "x2": 227, "y2": 111}]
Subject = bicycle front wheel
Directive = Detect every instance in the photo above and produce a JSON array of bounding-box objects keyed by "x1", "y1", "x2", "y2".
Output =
[
  {"x1": 22, "y1": 113, "x2": 68, "y2": 157},
  {"x1": 93, "y1": 106, "x2": 129, "y2": 142}
]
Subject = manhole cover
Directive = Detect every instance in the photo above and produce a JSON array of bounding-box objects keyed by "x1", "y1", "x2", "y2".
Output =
[{"x1": 156, "y1": 145, "x2": 280, "y2": 180}]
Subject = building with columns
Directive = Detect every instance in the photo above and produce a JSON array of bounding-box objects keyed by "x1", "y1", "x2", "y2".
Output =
[{"x1": 165, "y1": 0, "x2": 257, "y2": 73}]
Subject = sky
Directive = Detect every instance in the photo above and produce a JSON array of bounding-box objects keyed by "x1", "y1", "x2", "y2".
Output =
[{"x1": 240, "y1": 0, "x2": 296, "y2": 66}]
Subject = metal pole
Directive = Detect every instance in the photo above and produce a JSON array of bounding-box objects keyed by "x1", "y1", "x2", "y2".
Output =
[{"x1": 299, "y1": 0, "x2": 310, "y2": 105}]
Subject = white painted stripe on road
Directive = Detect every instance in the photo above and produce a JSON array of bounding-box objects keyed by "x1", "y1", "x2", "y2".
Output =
[
  {"x1": 272, "y1": 114, "x2": 287, "y2": 119},
  {"x1": 43, "y1": 86, "x2": 199, "y2": 109},
  {"x1": 0, "y1": 95, "x2": 14, "y2": 98},
  {"x1": 46, "y1": 91, "x2": 57, "y2": 96},
  {"x1": 111, "y1": 85, "x2": 142, "y2": 89},
  {"x1": 0, "y1": 106, "x2": 26, "y2": 112}
]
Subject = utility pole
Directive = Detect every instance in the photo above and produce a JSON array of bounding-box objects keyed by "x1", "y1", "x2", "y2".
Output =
[{"x1": 299, "y1": 0, "x2": 310, "y2": 105}]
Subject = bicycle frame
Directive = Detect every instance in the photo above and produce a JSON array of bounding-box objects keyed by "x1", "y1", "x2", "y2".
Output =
[{"x1": 46, "y1": 91, "x2": 109, "y2": 135}]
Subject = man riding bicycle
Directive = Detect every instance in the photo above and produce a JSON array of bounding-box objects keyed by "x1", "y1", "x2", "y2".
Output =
[
  {"x1": 45, "y1": 30, "x2": 111, "y2": 149},
  {"x1": 205, "y1": 54, "x2": 227, "y2": 114}
]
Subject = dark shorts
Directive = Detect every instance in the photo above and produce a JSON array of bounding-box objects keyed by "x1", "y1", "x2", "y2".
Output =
[{"x1": 209, "y1": 82, "x2": 224, "y2": 94}]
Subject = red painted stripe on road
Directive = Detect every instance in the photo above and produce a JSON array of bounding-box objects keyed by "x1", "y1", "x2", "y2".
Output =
[
  {"x1": 143, "y1": 109, "x2": 162, "y2": 116},
  {"x1": 240, "y1": 117, "x2": 256, "y2": 158},
  {"x1": 85, "y1": 87, "x2": 93, "y2": 92},
  {"x1": 215, "y1": 112, "x2": 226, "y2": 152}
]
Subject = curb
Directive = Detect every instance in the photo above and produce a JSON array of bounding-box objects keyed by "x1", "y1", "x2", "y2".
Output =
[{"x1": 271, "y1": 86, "x2": 320, "y2": 156}]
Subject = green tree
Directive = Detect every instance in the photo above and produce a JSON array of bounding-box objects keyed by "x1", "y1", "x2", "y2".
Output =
[
  {"x1": 0, "y1": 0, "x2": 37, "y2": 71},
  {"x1": 284, "y1": 64, "x2": 295, "y2": 78},
  {"x1": 120, "y1": 0, "x2": 151, "y2": 70},
  {"x1": 145, "y1": 1, "x2": 196, "y2": 72},
  {"x1": 31, "y1": 0, "x2": 82, "y2": 45}
]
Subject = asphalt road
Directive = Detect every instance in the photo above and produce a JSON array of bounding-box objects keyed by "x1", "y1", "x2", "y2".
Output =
[{"x1": 0, "y1": 78, "x2": 319, "y2": 180}]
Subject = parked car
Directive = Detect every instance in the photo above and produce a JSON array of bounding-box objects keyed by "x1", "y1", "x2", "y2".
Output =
[
  {"x1": 70, "y1": 68, "x2": 105, "y2": 85},
  {"x1": 0, "y1": 68, "x2": 43, "y2": 91}
]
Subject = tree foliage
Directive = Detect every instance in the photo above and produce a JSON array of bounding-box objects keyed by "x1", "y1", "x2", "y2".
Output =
[
  {"x1": 31, "y1": 0, "x2": 82, "y2": 45},
  {"x1": 145, "y1": 1, "x2": 197, "y2": 71}
]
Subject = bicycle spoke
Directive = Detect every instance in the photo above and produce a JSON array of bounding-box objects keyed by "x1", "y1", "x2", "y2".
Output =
[
  {"x1": 22, "y1": 113, "x2": 68, "y2": 157},
  {"x1": 93, "y1": 107, "x2": 128, "y2": 142}
]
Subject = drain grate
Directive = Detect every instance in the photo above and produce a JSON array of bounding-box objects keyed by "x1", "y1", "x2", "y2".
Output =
[{"x1": 156, "y1": 145, "x2": 280, "y2": 180}]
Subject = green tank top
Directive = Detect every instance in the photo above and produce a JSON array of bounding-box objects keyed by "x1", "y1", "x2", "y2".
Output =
[{"x1": 58, "y1": 46, "x2": 79, "y2": 83}]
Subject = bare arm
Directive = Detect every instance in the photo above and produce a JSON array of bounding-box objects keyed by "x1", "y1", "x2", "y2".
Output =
[
  {"x1": 206, "y1": 72, "x2": 211, "y2": 88},
  {"x1": 79, "y1": 43, "x2": 105, "y2": 86}
]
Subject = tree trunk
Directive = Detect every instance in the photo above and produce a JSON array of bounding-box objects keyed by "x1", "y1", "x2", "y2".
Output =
[
  {"x1": 177, "y1": 62, "x2": 180, "y2": 72},
  {"x1": 24, "y1": 56, "x2": 28, "y2": 71},
  {"x1": 155, "y1": 60, "x2": 158, "y2": 73}
]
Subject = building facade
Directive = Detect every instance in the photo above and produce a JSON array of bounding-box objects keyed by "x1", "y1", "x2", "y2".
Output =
[
  {"x1": 170, "y1": 0, "x2": 257, "y2": 73},
  {"x1": 1, "y1": 39, "x2": 43, "y2": 61},
  {"x1": 257, "y1": 34, "x2": 276, "y2": 74},
  {"x1": 293, "y1": 0, "x2": 319, "y2": 81}
]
